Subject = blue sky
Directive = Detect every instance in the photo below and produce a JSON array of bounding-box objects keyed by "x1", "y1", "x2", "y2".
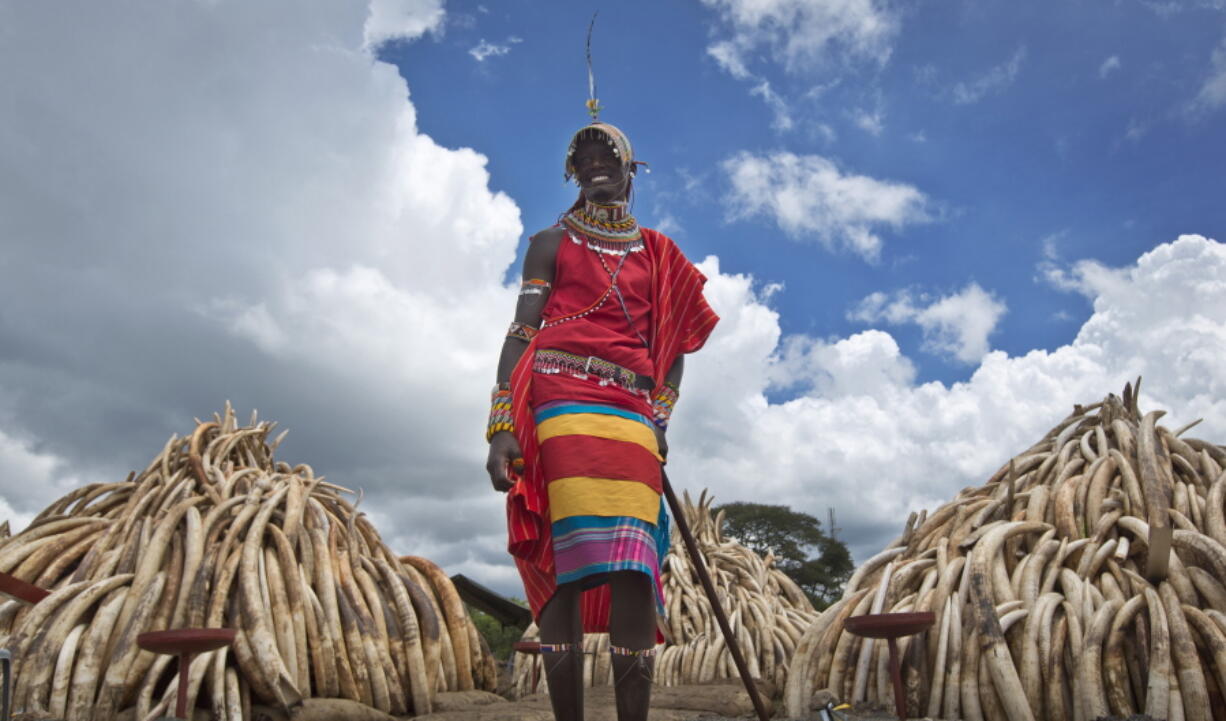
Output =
[
  {"x1": 2, "y1": 0, "x2": 1226, "y2": 595},
  {"x1": 382, "y1": 0, "x2": 1226, "y2": 385}
]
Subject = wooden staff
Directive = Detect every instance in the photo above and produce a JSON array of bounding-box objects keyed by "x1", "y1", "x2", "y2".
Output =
[{"x1": 661, "y1": 468, "x2": 770, "y2": 721}]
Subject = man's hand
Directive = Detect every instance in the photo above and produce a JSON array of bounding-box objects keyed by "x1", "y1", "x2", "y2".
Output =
[
  {"x1": 486, "y1": 431, "x2": 523, "y2": 492},
  {"x1": 654, "y1": 425, "x2": 668, "y2": 462}
]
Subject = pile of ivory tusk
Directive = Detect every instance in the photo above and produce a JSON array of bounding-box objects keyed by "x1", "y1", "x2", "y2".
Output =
[
  {"x1": 511, "y1": 489, "x2": 818, "y2": 697},
  {"x1": 0, "y1": 404, "x2": 497, "y2": 721},
  {"x1": 783, "y1": 379, "x2": 1226, "y2": 721}
]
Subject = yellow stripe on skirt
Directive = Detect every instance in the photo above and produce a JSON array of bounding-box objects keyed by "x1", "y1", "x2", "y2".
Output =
[
  {"x1": 546, "y1": 477, "x2": 660, "y2": 524},
  {"x1": 536, "y1": 411, "x2": 663, "y2": 461}
]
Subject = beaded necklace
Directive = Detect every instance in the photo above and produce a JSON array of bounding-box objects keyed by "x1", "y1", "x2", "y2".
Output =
[
  {"x1": 561, "y1": 200, "x2": 643, "y2": 254},
  {"x1": 543, "y1": 201, "x2": 651, "y2": 348},
  {"x1": 540, "y1": 245, "x2": 628, "y2": 329}
]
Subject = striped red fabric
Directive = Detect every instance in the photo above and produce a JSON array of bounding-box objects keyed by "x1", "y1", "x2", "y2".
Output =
[
  {"x1": 505, "y1": 227, "x2": 718, "y2": 635},
  {"x1": 539, "y1": 435, "x2": 663, "y2": 491}
]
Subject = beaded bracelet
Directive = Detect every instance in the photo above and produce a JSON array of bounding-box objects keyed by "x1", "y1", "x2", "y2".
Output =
[
  {"x1": 507, "y1": 321, "x2": 539, "y2": 343},
  {"x1": 519, "y1": 278, "x2": 552, "y2": 296},
  {"x1": 651, "y1": 382, "x2": 679, "y2": 430},
  {"x1": 486, "y1": 384, "x2": 514, "y2": 442}
]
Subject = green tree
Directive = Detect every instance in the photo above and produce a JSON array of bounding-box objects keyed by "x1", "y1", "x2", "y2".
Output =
[
  {"x1": 469, "y1": 601, "x2": 529, "y2": 662},
  {"x1": 713, "y1": 502, "x2": 854, "y2": 609}
]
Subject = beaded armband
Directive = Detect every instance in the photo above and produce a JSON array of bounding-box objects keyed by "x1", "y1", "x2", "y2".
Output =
[
  {"x1": 520, "y1": 278, "x2": 552, "y2": 296},
  {"x1": 651, "y1": 383, "x2": 679, "y2": 430},
  {"x1": 486, "y1": 384, "x2": 514, "y2": 442},
  {"x1": 507, "y1": 321, "x2": 539, "y2": 342}
]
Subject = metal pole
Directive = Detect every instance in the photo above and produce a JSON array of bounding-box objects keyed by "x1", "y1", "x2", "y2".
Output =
[{"x1": 661, "y1": 468, "x2": 770, "y2": 721}]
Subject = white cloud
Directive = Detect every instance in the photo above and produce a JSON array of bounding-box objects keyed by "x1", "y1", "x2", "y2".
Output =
[
  {"x1": 913, "y1": 286, "x2": 1008, "y2": 363},
  {"x1": 812, "y1": 123, "x2": 838, "y2": 144},
  {"x1": 1099, "y1": 55, "x2": 1121, "y2": 79},
  {"x1": 750, "y1": 81, "x2": 794, "y2": 131},
  {"x1": 1140, "y1": 1, "x2": 1183, "y2": 15},
  {"x1": 721, "y1": 151, "x2": 930, "y2": 261},
  {"x1": 1123, "y1": 116, "x2": 1149, "y2": 142},
  {"x1": 0, "y1": 429, "x2": 81, "y2": 524},
  {"x1": 700, "y1": 0, "x2": 900, "y2": 75},
  {"x1": 653, "y1": 214, "x2": 685, "y2": 237},
  {"x1": 1036, "y1": 230, "x2": 1077, "y2": 292},
  {"x1": 1140, "y1": 0, "x2": 1225, "y2": 15},
  {"x1": 701, "y1": 0, "x2": 898, "y2": 134},
  {"x1": 852, "y1": 107, "x2": 885, "y2": 136},
  {"x1": 768, "y1": 330, "x2": 917, "y2": 400},
  {"x1": 849, "y1": 284, "x2": 1008, "y2": 364},
  {"x1": 953, "y1": 46, "x2": 1028, "y2": 104},
  {"x1": 708, "y1": 40, "x2": 753, "y2": 80},
  {"x1": 469, "y1": 36, "x2": 523, "y2": 62},
  {"x1": 364, "y1": 0, "x2": 445, "y2": 48},
  {"x1": 1038, "y1": 233, "x2": 1131, "y2": 300},
  {"x1": 5, "y1": 0, "x2": 1226, "y2": 596},
  {"x1": 669, "y1": 235, "x2": 1226, "y2": 562},
  {"x1": 1192, "y1": 35, "x2": 1226, "y2": 111},
  {"x1": 0, "y1": 0, "x2": 520, "y2": 566}
]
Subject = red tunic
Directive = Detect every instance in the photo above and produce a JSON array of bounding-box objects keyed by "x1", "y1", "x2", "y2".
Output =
[
  {"x1": 532, "y1": 228, "x2": 655, "y2": 413},
  {"x1": 505, "y1": 226, "x2": 719, "y2": 635}
]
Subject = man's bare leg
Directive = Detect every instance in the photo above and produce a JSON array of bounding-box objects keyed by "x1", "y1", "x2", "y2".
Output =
[
  {"x1": 608, "y1": 570, "x2": 656, "y2": 721},
  {"x1": 539, "y1": 581, "x2": 584, "y2": 721}
]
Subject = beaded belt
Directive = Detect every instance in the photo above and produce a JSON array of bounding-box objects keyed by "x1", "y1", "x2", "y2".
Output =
[{"x1": 533, "y1": 349, "x2": 654, "y2": 393}]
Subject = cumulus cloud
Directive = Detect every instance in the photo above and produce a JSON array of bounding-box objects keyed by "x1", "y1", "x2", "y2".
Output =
[
  {"x1": 364, "y1": 0, "x2": 445, "y2": 48},
  {"x1": 700, "y1": 0, "x2": 900, "y2": 75},
  {"x1": 953, "y1": 46, "x2": 1028, "y2": 104},
  {"x1": 0, "y1": 429, "x2": 78, "y2": 530},
  {"x1": 5, "y1": 1, "x2": 1226, "y2": 597},
  {"x1": 721, "y1": 151, "x2": 930, "y2": 261},
  {"x1": 768, "y1": 330, "x2": 917, "y2": 400},
  {"x1": 0, "y1": 0, "x2": 523, "y2": 582},
  {"x1": 668, "y1": 235, "x2": 1226, "y2": 562},
  {"x1": 1037, "y1": 234, "x2": 1130, "y2": 299},
  {"x1": 849, "y1": 284, "x2": 1008, "y2": 364}
]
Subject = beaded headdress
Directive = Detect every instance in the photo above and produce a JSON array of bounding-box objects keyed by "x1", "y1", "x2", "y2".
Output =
[
  {"x1": 564, "y1": 122, "x2": 635, "y2": 182},
  {"x1": 562, "y1": 14, "x2": 644, "y2": 183}
]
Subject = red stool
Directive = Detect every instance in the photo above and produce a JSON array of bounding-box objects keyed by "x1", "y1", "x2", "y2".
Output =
[
  {"x1": 844, "y1": 612, "x2": 935, "y2": 721},
  {"x1": 0, "y1": 572, "x2": 49, "y2": 605},
  {"x1": 513, "y1": 641, "x2": 543, "y2": 693},
  {"x1": 137, "y1": 629, "x2": 236, "y2": 719},
  {"x1": 0, "y1": 572, "x2": 50, "y2": 720}
]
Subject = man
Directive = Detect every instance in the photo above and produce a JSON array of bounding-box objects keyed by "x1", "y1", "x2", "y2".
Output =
[{"x1": 486, "y1": 120, "x2": 717, "y2": 721}]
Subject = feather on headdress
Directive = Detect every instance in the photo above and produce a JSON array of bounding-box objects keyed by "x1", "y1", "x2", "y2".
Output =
[{"x1": 562, "y1": 13, "x2": 648, "y2": 182}]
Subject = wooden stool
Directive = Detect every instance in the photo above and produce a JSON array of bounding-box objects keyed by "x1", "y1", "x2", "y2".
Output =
[
  {"x1": 844, "y1": 612, "x2": 935, "y2": 721},
  {"x1": 137, "y1": 629, "x2": 236, "y2": 719}
]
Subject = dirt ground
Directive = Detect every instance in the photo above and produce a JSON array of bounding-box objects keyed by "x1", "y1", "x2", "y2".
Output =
[{"x1": 413, "y1": 686, "x2": 912, "y2": 721}]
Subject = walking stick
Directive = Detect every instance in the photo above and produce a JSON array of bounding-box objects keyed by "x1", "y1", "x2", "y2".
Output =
[{"x1": 661, "y1": 467, "x2": 771, "y2": 721}]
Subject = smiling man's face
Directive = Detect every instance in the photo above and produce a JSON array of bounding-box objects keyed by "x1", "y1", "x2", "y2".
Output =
[{"x1": 572, "y1": 135, "x2": 630, "y2": 204}]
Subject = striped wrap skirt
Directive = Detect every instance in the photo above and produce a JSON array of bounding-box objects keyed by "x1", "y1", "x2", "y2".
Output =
[{"x1": 534, "y1": 400, "x2": 670, "y2": 615}]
